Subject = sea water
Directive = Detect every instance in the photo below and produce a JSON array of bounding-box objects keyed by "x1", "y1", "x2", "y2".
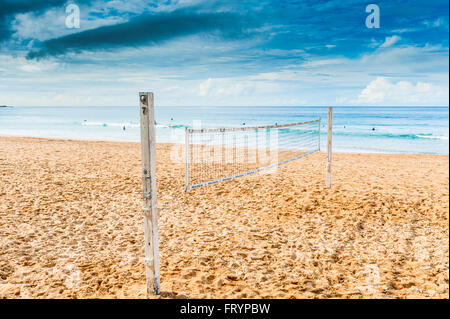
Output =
[{"x1": 0, "y1": 106, "x2": 448, "y2": 155}]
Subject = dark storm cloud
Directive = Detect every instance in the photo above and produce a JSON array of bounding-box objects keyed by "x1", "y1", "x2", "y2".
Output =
[
  {"x1": 26, "y1": 8, "x2": 244, "y2": 59},
  {"x1": 0, "y1": 0, "x2": 68, "y2": 17}
]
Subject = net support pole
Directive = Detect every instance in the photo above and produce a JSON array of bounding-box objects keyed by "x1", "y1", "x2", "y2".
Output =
[
  {"x1": 326, "y1": 107, "x2": 333, "y2": 188},
  {"x1": 185, "y1": 128, "x2": 189, "y2": 191},
  {"x1": 139, "y1": 92, "x2": 160, "y2": 295},
  {"x1": 318, "y1": 118, "x2": 321, "y2": 151}
]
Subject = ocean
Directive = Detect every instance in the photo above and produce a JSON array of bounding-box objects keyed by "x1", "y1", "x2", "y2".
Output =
[{"x1": 0, "y1": 106, "x2": 448, "y2": 155}]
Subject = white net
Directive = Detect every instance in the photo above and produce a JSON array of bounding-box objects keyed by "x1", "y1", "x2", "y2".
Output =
[{"x1": 185, "y1": 119, "x2": 321, "y2": 190}]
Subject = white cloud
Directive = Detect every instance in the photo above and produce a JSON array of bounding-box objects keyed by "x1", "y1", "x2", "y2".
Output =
[
  {"x1": 0, "y1": 41, "x2": 447, "y2": 107},
  {"x1": 358, "y1": 77, "x2": 449, "y2": 106},
  {"x1": 302, "y1": 58, "x2": 349, "y2": 68},
  {"x1": 423, "y1": 17, "x2": 448, "y2": 29},
  {"x1": 197, "y1": 78, "x2": 260, "y2": 98},
  {"x1": 0, "y1": 54, "x2": 60, "y2": 73},
  {"x1": 380, "y1": 35, "x2": 401, "y2": 48},
  {"x1": 199, "y1": 78, "x2": 213, "y2": 96}
]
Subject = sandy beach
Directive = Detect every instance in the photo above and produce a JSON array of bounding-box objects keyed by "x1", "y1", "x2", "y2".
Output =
[{"x1": 0, "y1": 136, "x2": 448, "y2": 298}]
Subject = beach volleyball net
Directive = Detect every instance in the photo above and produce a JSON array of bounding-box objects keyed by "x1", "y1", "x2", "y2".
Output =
[
  {"x1": 185, "y1": 119, "x2": 321, "y2": 190},
  {"x1": 139, "y1": 91, "x2": 332, "y2": 294}
]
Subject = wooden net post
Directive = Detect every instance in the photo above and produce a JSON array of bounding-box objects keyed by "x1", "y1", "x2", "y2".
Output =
[
  {"x1": 326, "y1": 107, "x2": 333, "y2": 188},
  {"x1": 139, "y1": 92, "x2": 160, "y2": 295},
  {"x1": 318, "y1": 118, "x2": 321, "y2": 151},
  {"x1": 185, "y1": 128, "x2": 189, "y2": 191}
]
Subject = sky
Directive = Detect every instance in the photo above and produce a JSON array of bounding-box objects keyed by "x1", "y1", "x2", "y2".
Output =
[{"x1": 0, "y1": 0, "x2": 448, "y2": 106}]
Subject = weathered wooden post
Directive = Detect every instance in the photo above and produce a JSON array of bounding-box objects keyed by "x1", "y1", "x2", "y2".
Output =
[
  {"x1": 326, "y1": 107, "x2": 333, "y2": 188},
  {"x1": 139, "y1": 92, "x2": 160, "y2": 295},
  {"x1": 185, "y1": 128, "x2": 189, "y2": 191},
  {"x1": 318, "y1": 118, "x2": 321, "y2": 151}
]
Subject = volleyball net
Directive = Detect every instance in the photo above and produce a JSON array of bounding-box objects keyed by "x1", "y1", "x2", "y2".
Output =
[
  {"x1": 138, "y1": 91, "x2": 332, "y2": 295},
  {"x1": 185, "y1": 119, "x2": 321, "y2": 190}
]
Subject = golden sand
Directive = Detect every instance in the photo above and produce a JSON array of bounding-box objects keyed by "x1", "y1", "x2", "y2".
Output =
[{"x1": 0, "y1": 136, "x2": 448, "y2": 298}]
